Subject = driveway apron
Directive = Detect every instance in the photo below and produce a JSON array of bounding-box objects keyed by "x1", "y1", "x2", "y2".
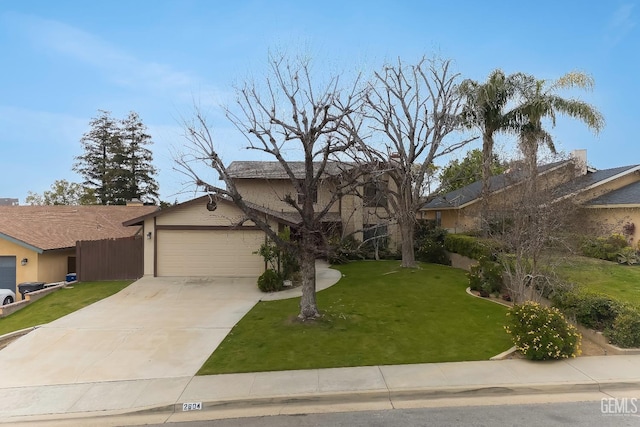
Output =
[{"x1": 0, "y1": 276, "x2": 264, "y2": 387}]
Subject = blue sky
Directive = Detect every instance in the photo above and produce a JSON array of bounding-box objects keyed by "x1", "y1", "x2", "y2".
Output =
[{"x1": 0, "y1": 1, "x2": 637, "y2": 203}]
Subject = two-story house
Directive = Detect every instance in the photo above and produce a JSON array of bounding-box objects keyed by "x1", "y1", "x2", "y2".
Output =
[{"x1": 125, "y1": 161, "x2": 396, "y2": 278}]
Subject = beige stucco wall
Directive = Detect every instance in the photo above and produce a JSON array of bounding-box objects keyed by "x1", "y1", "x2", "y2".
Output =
[
  {"x1": 0, "y1": 239, "x2": 73, "y2": 298},
  {"x1": 583, "y1": 207, "x2": 640, "y2": 245},
  {"x1": 234, "y1": 179, "x2": 338, "y2": 213},
  {"x1": 37, "y1": 250, "x2": 74, "y2": 284},
  {"x1": 143, "y1": 217, "x2": 155, "y2": 276},
  {"x1": 157, "y1": 199, "x2": 257, "y2": 227},
  {"x1": 0, "y1": 239, "x2": 39, "y2": 297}
]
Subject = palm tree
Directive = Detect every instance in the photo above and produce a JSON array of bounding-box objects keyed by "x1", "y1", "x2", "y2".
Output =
[
  {"x1": 516, "y1": 72, "x2": 605, "y2": 193},
  {"x1": 460, "y1": 70, "x2": 527, "y2": 230}
]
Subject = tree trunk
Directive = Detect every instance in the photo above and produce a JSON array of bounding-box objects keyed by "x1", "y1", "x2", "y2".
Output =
[
  {"x1": 480, "y1": 132, "x2": 496, "y2": 236},
  {"x1": 524, "y1": 136, "x2": 538, "y2": 196},
  {"x1": 398, "y1": 214, "x2": 417, "y2": 268},
  {"x1": 298, "y1": 233, "x2": 319, "y2": 320}
]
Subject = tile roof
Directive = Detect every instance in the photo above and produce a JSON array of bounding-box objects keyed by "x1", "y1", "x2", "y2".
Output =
[
  {"x1": 423, "y1": 160, "x2": 567, "y2": 209},
  {"x1": 0, "y1": 205, "x2": 158, "y2": 251},
  {"x1": 585, "y1": 180, "x2": 640, "y2": 206},
  {"x1": 227, "y1": 161, "x2": 354, "y2": 180}
]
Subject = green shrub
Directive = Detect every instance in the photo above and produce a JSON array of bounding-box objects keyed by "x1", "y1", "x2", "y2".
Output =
[
  {"x1": 605, "y1": 307, "x2": 640, "y2": 348},
  {"x1": 415, "y1": 223, "x2": 450, "y2": 265},
  {"x1": 617, "y1": 247, "x2": 639, "y2": 265},
  {"x1": 505, "y1": 302, "x2": 581, "y2": 360},
  {"x1": 444, "y1": 234, "x2": 502, "y2": 261},
  {"x1": 580, "y1": 234, "x2": 629, "y2": 261},
  {"x1": 257, "y1": 269, "x2": 283, "y2": 293},
  {"x1": 255, "y1": 227, "x2": 300, "y2": 280},
  {"x1": 468, "y1": 256, "x2": 503, "y2": 296},
  {"x1": 552, "y1": 288, "x2": 622, "y2": 331}
]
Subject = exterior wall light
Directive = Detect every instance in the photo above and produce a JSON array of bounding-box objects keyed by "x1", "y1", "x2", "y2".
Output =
[
  {"x1": 21, "y1": 258, "x2": 28, "y2": 266},
  {"x1": 146, "y1": 232, "x2": 153, "y2": 240}
]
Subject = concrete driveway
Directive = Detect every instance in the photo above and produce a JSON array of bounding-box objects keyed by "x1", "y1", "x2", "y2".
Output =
[
  {"x1": 0, "y1": 276, "x2": 264, "y2": 388},
  {"x1": 0, "y1": 261, "x2": 341, "y2": 389}
]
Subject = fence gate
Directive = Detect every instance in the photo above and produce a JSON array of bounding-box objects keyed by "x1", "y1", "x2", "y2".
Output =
[{"x1": 76, "y1": 236, "x2": 143, "y2": 281}]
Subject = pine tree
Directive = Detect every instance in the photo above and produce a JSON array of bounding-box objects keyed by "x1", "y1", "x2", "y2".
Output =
[
  {"x1": 73, "y1": 110, "x2": 122, "y2": 205},
  {"x1": 74, "y1": 110, "x2": 159, "y2": 205},
  {"x1": 119, "y1": 111, "x2": 159, "y2": 204}
]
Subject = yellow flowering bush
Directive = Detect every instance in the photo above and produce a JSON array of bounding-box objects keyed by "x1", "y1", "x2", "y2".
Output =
[{"x1": 505, "y1": 302, "x2": 581, "y2": 360}]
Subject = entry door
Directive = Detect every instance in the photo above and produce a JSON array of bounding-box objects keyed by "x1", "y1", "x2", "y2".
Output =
[{"x1": 0, "y1": 256, "x2": 16, "y2": 292}]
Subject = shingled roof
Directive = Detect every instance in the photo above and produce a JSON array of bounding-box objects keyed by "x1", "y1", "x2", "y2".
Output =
[
  {"x1": 423, "y1": 160, "x2": 567, "y2": 210},
  {"x1": 0, "y1": 205, "x2": 158, "y2": 252},
  {"x1": 551, "y1": 165, "x2": 640, "y2": 200},
  {"x1": 585, "y1": 180, "x2": 640, "y2": 206},
  {"x1": 227, "y1": 161, "x2": 354, "y2": 180}
]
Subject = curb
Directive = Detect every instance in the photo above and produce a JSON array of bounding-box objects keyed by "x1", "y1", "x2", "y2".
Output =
[
  {"x1": 0, "y1": 325, "x2": 43, "y2": 343},
  {"x1": 2, "y1": 378, "x2": 639, "y2": 424},
  {"x1": 143, "y1": 380, "x2": 635, "y2": 416}
]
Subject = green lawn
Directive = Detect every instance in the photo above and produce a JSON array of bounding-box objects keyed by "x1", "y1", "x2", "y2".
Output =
[
  {"x1": 557, "y1": 256, "x2": 640, "y2": 305},
  {"x1": 0, "y1": 281, "x2": 132, "y2": 336},
  {"x1": 198, "y1": 261, "x2": 511, "y2": 375}
]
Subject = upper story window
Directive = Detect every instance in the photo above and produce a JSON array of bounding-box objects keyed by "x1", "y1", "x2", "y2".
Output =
[{"x1": 363, "y1": 181, "x2": 387, "y2": 208}]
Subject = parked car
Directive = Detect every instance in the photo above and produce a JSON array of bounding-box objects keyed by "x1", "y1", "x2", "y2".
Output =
[{"x1": 1, "y1": 289, "x2": 15, "y2": 305}]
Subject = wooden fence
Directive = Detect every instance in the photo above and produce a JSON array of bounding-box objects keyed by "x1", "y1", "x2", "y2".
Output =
[{"x1": 76, "y1": 236, "x2": 143, "y2": 281}]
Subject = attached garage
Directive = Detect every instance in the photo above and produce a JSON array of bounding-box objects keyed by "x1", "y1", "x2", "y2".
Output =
[
  {"x1": 156, "y1": 228, "x2": 265, "y2": 277},
  {"x1": 0, "y1": 256, "x2": 16, "y2": 292},
  {"x1": 125, "y1": 196, "x2": 269, "y2": 278}
]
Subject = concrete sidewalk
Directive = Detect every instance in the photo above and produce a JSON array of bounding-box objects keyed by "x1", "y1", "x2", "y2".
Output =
[{"x1": 1, "y1": 355, "x2": 639, "y2": 424}]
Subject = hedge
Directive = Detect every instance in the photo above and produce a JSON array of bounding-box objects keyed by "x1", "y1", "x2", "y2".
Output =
[
  {"x1": 552, "y1": 287, "x2": 640, "y2": 348},
  {"x1": 444, "y1": 234, "x2": 503, "y2": 260}
]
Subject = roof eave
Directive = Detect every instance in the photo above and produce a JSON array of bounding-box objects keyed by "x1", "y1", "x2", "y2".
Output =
[
  {"x1": 553, "y1": 165, "x2": 640, "y2": 203},
  {"x1": 0, "y1": 232, "x2": 44, "y2": 254}
]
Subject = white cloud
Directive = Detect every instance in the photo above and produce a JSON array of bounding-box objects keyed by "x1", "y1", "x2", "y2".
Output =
[
  {"x1": 604, "y1": 4, "x2": 636, "y2": 47},
  {"x1": 7, "y1": 13, "x2": 202, "y2": 97}
]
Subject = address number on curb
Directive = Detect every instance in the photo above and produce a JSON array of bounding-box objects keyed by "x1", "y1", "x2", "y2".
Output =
[{"x1": 182, "y1": 402, "x2": 202, "y2": 411}]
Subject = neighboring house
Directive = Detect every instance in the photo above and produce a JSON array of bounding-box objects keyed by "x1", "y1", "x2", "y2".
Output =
[
  {"x1": 0, "y1": 198, "x2": 19, "y2": 206},
  {"x1": 0, "y1": 204, "x2": 157, "y2": 298},
  {"x1": 125, "y1": 161, "x2": 396, "y2": 278},
  {"x1": 421, "y1": 149, "x2": 640, "y2": 243}
]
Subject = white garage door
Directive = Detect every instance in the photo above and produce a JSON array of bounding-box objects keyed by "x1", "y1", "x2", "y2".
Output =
[{"x1": 157, "y1": 229, "x2": 265, "y2": 277}]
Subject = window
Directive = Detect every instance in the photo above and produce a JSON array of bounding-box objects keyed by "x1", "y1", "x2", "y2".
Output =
[
  {"x1": 297, "y1": 182, "x2": 318, "y2": 204},
  {"x1": 363, "y1": 223, "x2": 389, "y2": 251},
  {"x1": 435, "y1": 211, "x2": 442, "y2": 227},
  {"x1": 363, "y1": 181, "x2": 387, "y2": 208}
]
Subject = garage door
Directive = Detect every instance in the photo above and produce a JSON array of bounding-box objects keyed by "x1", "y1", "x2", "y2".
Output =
[
  {"x1": 157, "y1": 229, "x2": 266, "y2": 277},
  {"x1": 0, "y1": 256, "x2": 16, "y2": 292}
]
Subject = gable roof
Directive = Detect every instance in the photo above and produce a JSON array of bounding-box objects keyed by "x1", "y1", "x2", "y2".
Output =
[
  {"x1": 551, "y1": 164, "x2": 640, "y2": 201},
  {"x1": 124, "y1": 195, "x2": 342, "y2": 228},
  {"x1": 423, "y1": 160, "x2": 567, "y2": 210},
  {"x1": 585, "y1": 180, "x2": 640, "y2": 206},
  {"x1": 0, "y1": 205, "x2": 157, "y2": 252},
  {"x1": 227, "y1": 161, "x2": 354, "y2": 180}
]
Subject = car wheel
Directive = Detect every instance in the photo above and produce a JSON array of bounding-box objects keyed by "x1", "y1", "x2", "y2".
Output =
[{"x1": 3, "y1": 296, "x2": 13, "y2": 305}]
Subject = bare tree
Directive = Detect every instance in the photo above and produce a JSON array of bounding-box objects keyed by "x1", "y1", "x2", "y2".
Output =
[
  {"x1": 176, "y1": 55, "x2": 364, "y2": 320},
  {"x1": 357, "y1": 57, "x2": 474, "y2": 268},
  {"x1": 487, "y1": 155, "x2": 583, "y2": 302}
]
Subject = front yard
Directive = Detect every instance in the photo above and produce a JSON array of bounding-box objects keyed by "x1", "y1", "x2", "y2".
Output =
[
  {"x1": 557, "y1": 256, "x2": 640, "y2": 306},
  {"x1": 198, "y1": 261, "x2": 512, "y2": 375}
]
